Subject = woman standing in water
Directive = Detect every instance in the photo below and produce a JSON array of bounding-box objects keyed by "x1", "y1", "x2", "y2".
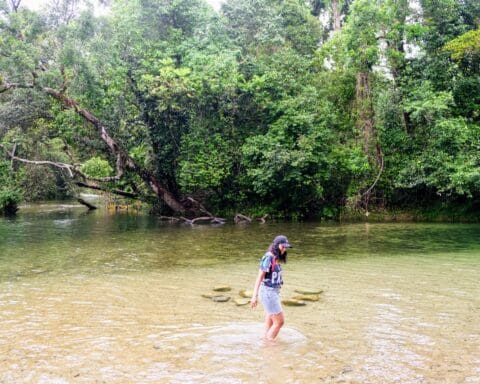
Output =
[{"x1": 250, "y1": 235, "x2": 291, "y2": 340}]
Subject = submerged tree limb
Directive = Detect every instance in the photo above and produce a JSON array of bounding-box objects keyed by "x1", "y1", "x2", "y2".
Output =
[
  {"x1": 234, "y1": 213, "x2": 252, "y2": 223},
  {"x1": 257, "y1": 214, "x2": 268, "y2": 223},
  {"x1": 77, "y1": 197, "x2": 97, "y2": 210},
  {"x1": 180, "y1": 216, "x2": 226, "y2": 225}
]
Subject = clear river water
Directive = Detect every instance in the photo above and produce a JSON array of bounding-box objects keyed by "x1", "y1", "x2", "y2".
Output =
[{"x1": 0, "y1": 203, "x2": 479, "y2": 383}]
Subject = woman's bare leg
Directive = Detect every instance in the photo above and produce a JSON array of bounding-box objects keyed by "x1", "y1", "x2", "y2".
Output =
[
  {"x1": 264, "y1": 313, "x2": 273, "y2": 338},
  {"x1": 266, "y1": 312, "x2": 285, "y2": 340}
]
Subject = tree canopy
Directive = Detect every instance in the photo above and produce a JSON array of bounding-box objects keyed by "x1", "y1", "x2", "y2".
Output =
[{"x1": 1, "y1": 0, "x2": 479, "y2": 219}]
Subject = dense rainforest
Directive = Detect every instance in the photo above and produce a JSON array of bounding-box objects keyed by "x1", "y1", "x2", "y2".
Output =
[{"x1": 0, "y1": 0, "x2": 479, "y2": 219}]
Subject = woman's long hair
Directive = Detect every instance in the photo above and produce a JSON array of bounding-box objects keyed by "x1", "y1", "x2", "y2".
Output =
[{"x1": 267, "y1": 236, "x2": 288, "y2": 263}]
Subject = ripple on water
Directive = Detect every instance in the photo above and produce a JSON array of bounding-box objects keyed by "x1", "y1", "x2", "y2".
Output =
[
  {"x1": 37, "y1": 376, "x2": 69, "y2": 384},
  {"x1": 153, "y1": 321, "x2": 306, "y2": 350},
  {"x1": 53, "y1": 219, "x2": 77, "y2": 226},
  {"x1": 148, "y1": 322, "x2": 308, "y2": 382}
]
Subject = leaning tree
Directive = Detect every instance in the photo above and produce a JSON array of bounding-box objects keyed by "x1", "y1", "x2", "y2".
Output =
[{"x1": 0, "y1": 0, "x2": 228, "y2": 217}]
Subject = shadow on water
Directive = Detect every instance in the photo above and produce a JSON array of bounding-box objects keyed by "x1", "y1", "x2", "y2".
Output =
[{"x1": 148, "y1": 322, "x2": 308, "y2": 382}]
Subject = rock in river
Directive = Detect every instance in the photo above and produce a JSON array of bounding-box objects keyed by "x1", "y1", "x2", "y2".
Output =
[
  {"x1": 234, "y1": 298, "x2": 250, "y2": 306},
  {"x1": 239, "y1": 289, "x2": 253, "y2": 298},
  {"x1": 282, "y1": 299, "x2": 306, "y2": 306},
  {"x1": 212, "y1": 295, "x2": 231, "y2": 302},
  {"x1": 294, "y1": 288, "x2": 323, "y2": 295},
  {"x1": 292, "y1": 294, "x2": 320, "y2": 302},
  {"x1": 213, "y1": 285, "x2": 232, "y2": 292},
  {"x1": 201, "y1": 293, "x2": 231, "y2": 302}
]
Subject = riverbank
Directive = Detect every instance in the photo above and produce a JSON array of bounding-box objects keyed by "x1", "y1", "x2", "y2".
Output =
[
  {"x1": 339, "y1": 204, "x2": 480, "y2": 223},
  {"x1": 10, "y1": 198, "x2": 480, "y2": 224}
]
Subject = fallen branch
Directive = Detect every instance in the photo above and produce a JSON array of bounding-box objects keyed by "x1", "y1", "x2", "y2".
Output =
[
  {"x1": 234, "y1": 213, "x2": 252, "y2": 223},
  {"x1": 185, "y1": 197, "x2": 214, "y2": 217},
  {"x1": 9, "y1": 142, "x2": 16, "y2": 168},
  {"x1": 158, "y1": 216, "x2": 181, "y2": 222},
  {"x1": 1, "y1": 145, "x2": 77, "y2": 177},
  {"x1": 180, "y1": 216, "x2": 226, "y2": 225},
  {"x1": 1, "y1": 144, "x2": 141, "y2": 200},
  {"x1": 257, "y1": 214, "x2": 268, "y2": 224},
  {"x1": 74, "y1": 182, "x2": 138, "y2": 199},
  {"x1": 77, "y1": 198, "x2": 97, "y2": 210}
]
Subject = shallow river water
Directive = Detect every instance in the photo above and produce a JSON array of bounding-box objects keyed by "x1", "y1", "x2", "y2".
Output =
[{"x1": 1, "y1": 203, "x2": 479, "y2": 383}]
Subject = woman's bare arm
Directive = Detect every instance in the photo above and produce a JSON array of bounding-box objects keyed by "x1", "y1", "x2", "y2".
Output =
[{"x1": 250, "y1": 269, "x2": 266, "y2": 308}]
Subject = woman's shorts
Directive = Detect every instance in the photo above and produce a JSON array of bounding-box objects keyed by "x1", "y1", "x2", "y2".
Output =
[{"x1": 259, "y1": 285, "x2": 283, "y2": 315}]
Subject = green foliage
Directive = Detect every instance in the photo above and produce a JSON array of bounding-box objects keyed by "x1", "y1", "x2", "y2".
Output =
[
  {"x1": 404, "y1": 81, "x2": 453, "y2": 126},
  {"x1": 178, "y1": 133, "x2": 233, "y2": 191},
  {"x1": 443, "y1": 29, "x2": 480, "y2": 74},
  {"x1": 1, "y1": 0, "x2": 480, "y2": 218},
  {"x1": 444, "y1": 29, "x2": 480, "y2": 61},
  {"x1": 281, "y1": 0, "x2": 322, "y2": 55},
  {"x1": 342, "y1": 0, "x2": 382, "y2": 70},
  {"x1": 0, "y1": 188, "x2": 21, "y2": 215},
  {"x1": 20, "y1": 165, "x2": 63, "y2": 201},
  {"x1": 222, "y1": 0, "x2": 285, "y2": 52},
  {"x1": 222, "y1": 0, "x2": 321, "y2": 56},
  {"x1": 80, "y1": 157, "x2": 113, "y2": 178},
  {"x1": 397, "y1": 118, "x2": 480, "y2": 198},
  {"x1": 239, "y1": 77, "x2": 344, "y2": 215},
  {"x1": 452, "y1": 75, "x2": 480, "y2": 121},
  {"x1": 0, "y1": 160, "x2": 22, "y2": 215},
  {"x1": 139, "y1": 59, "x2": 195, "y2": 111}
]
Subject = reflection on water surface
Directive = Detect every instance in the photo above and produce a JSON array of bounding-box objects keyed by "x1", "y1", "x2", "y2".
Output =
[{"x1": 0, "y1": 204, "x2": 479, "y2": 383}]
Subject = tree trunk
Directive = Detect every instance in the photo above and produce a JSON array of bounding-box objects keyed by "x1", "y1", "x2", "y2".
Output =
[
  {"x1": 77, "y1": 198, "x2": 97, "y2": 210},
  {"x1": 355, "y1": 72, "x2": 373, "y2": 157},
  {"x1": 355, "y1": 71, "x2": 382, "y2": 167},
  {"x1": 332, "y1": 0, "x2": 341, "y2": 32},
  {"x1": 355, "y1": 71, "x2": 384, "y2": 208}
]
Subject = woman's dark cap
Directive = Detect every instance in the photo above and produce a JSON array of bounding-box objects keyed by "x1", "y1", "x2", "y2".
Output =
[{"x1": 274, "y1": 235, "x2": 292, "y2": 248}]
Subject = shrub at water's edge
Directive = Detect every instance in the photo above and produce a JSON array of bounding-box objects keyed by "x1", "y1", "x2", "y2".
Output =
[
  {"x1": 0, "y1": 160, "x2": 22, "y2": 216},
  {"x1": 339, "y1": 202, "x2": 480, "y2": 223},
  {"x1": 0, "y1": 188, "x2": 21, "y2": 216}
]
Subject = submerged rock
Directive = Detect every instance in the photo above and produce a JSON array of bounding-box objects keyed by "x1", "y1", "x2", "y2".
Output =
[
  {"x1": 213, "y1": 285, "x2": 232, "y2": 292},
  {"x1": 294, "y1": 288, "x2": 323, "y2": 295},
  {"x1": 233, "y1": 298, "x2": 250, "y2": 306},
  {"x1": 212, "y1": 295, "x2": 231, "y2": 302},
  {"x1": 201, "y1": 293, "x2": 231, "y2": 302},
  {"x1": 282, "y1": 299, "x2": 307, "y2": 306},
  {"x1": 292, "y1": 294, "x2": 320, "y2": 302},
  {"x1": 238, "y1": 289, "x2": 253, "y2": 298}
]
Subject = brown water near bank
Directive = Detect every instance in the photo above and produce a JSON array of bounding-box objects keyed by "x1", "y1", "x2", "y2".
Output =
[{"x1": 1, "y1": 205, "x2": 479, "y2": 383}]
